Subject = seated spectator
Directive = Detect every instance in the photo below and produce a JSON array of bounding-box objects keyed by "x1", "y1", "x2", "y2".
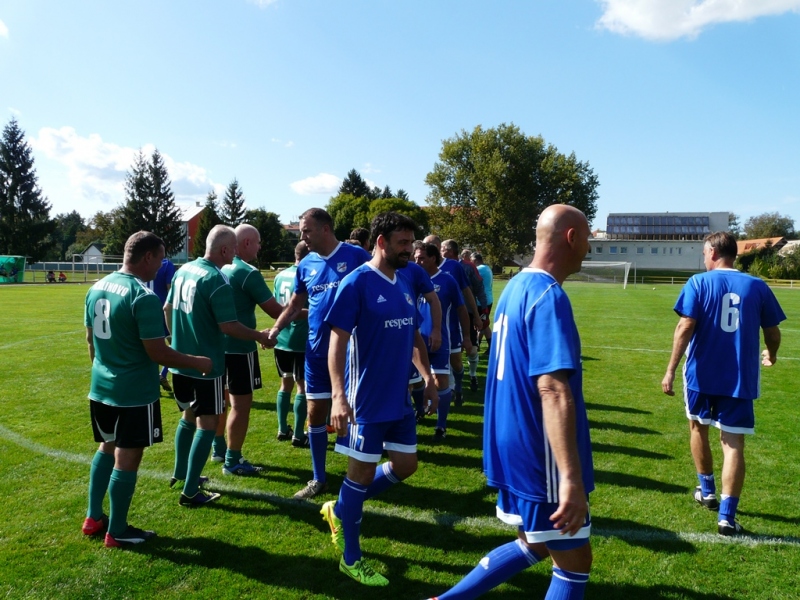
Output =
[
  {"x1": 58, "y1": 271, "x2": 67, "y2": 282},
  {"x1": 47, "y1": 270, "x2": 56, "y2": 283}
]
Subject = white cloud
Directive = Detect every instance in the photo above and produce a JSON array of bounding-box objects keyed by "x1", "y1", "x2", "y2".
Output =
[
  {"x1": 29, "y1": 126, "x2": 218, "y2": 214},
  {"x1": 8, "y1": 107, "x2": 21, "y2": 116},
  {"x1": 596, "y1": 0, "x2": 800, "y2": 41},
  {"x1": 247, "y1": 0, "x2": 279, "y2": 8},
  {"x1": 0, "y1": 20, "x2": 8, "y2": 38},
  {"x1": 271, "y1": 137, "x2": 294, "y2": 148},
  {"x1": 290, "y1": 173, "x2": 341, "y2": 195},
  {"x1": 362, "y1": 162, "x2": 381, "y2": 174}
]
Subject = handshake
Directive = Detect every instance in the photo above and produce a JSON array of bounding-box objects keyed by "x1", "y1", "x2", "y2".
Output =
[{"x1": 258, "y1": 327, "x2": 281, "y2": 350}]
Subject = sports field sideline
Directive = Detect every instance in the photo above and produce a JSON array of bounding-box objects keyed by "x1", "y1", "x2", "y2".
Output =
[{"x1": 0, "y1": 280, "x2": 797, "y2": 599}]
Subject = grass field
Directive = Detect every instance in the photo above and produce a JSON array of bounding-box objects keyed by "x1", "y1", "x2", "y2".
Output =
[{"x1": 0, "y1": 278, "x2": 798, "y2": 599}]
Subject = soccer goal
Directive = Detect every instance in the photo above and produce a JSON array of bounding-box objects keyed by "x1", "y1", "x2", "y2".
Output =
[{"x1": 568, "y1": 261, "x2": 632, "y2": 288}]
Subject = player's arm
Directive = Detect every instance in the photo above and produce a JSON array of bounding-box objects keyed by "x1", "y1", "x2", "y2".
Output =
[
  {"x1": 537, "y1": 369, "x2": 587, "y2": 536},
  {"x1": 266, "y1": 291, "x2": 308, "y2": 347},
  {"x1": 762, "y1": 325, "x2": 781, "y2": 367},
  {"x1": 163, "y1": 303, "x2": 173, "y2": 336},
  {"x1": 456, "y1": 304, "x2": 474, "y2": 354},
  {"x1": 422, "y1": 289, "x2": 442, "y2": 352},
  {"x1": 86, "y1": 327, "x2": 95, "y2": 362},
  {"x1": 661, "y1": 315, "x2": 696, "y2": 396},
  {"x1": 412, "y1": 330, "x2": 439, "y2": 414},
  {"x1": 219, "y1": 320, "x2": 271, "y2": 346},
  {"x1": 461, "y1": 285, "x2": 482, "y2": 330},
  {"x1": 142, "y1": 339, "x2": 212, "y2": 375},
  {"x1": 328, "y1": 325, "x2": 353, "y2": 436}
]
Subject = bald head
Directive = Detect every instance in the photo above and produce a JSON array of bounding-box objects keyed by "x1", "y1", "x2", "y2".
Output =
[
  {"x1": 531, "y1": 204, "x2": 590, "y2": 283},
  {"x1": 205, "y1": 224, "x2": 237, "y2": 266},
  {"x1": 234, "y1": 223, "x2": 261, "y2": 262},
  {"x1": 423, "y1": 234, "x2": 441, "y2": 247},
  {"x1": 536, "y1": 204, "x2": 588, "y2": 245}
]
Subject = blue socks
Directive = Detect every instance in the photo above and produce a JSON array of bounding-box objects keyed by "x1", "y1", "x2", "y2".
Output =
[
  {"x1": 719, "y1": 495, "x2": 740, "y2": 523},
  {"x1": 545, "y1": 568, "x2": 589, "y2": 599},
  {"x1": 437, "y1": 539, "x2": 541, "y2": 599},
  {"x1": 338, "y1": 477, "x2": 368, "y2": 566},
  {"x1": 364, "y1": 462, "x2": 400, "y2": 502},
  {"x1": 308, "y1": 424, "x2": 328, "y2": 483},
  {"x1": 697, "y1": 472, "x2": 716, "y2": 496},
  {"x1": 436, "y1": 389, "x2": 453, "y2": 430}
]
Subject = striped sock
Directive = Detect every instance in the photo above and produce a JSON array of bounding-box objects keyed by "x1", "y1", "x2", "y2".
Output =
[
  {"x1": 339, "y1": 477, "x2": 368, "y2": 566},
  {"x1": 364, "y1": 462, "x2": 401, "y2": 501},
  {"x1": 545, "y1": 568, "x2": 589, "y2": 600},
  {"x1": 309, "y1": 425, "x2": 328, "y2": 483}
]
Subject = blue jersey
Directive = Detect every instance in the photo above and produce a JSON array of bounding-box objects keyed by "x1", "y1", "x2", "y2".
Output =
[
  {"x1": 295, "y1": 242, "x2": 370, "y2": 358},
  {"x1": 675, "y1": 269, "x2": 786, "y2": 400},
  {"x1": 398, "y1": 261, "x2": 434, "y2": 298},
  {"x1": 484, "y1": 268, "x2": 594, "y2": 503},
  {"x1": 326, "y1": 263, "x2": 419, "y2": 424},
  {"x1": 144, "y1": 258, "x2": 176, "y2": 305},
  {"x1": 419, "y1": 270, "x2": 463, "y2": 350},
  {"x1": 440, "y1": 258, "x2": 470, "y2": 344}
]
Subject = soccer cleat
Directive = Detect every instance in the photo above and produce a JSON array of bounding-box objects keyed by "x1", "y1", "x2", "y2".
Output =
[
  {"x1": 291, "y1": 435, "x2": 310, "y2": 448},
  {"x1": 415, "y1": 412, "x2": 426, "y2": 424},
  {"x1": 470, "y1": 376, "x2": 478, "y2": 392},
  {"x1": 320, "y1": 500, "x2": 345, "y2": 553},
  {"x1": 718, "y1": 519, "x2": 744, "y2": 536},
  {"x1": 276, "y1": 426, "x2": 294, "y2": 442},
  {"x1": 104, "y1": 525, "x2": 156, "y2": 547},
  {"x1": 159, "y1": 377, "x2": 172, "y2": 392},
  {"x1": 222, "y1": 458, "x2": 264, "y2": 476},
  {"x1": 294, "y1": 479, "x2": 328, "y2": 500},
  {"x1": 432, "y1": 428, "x2": 446, "y2": 442},
  {"x1": 339, "y1": 556, "x2": 389, "y2": 587},
  {"x1": 454, "y1": 391, "x2": 463, "y2": 407},
  {"x1": 210, "y1": 451, "x2": 225, "y2": 463},
  {"x1": 82, "y1": 514, "x2": 108, "y2": 536},
  {"x1": 179, "y1": 489, "x2": 221, "y2": 507},
  {"x1": 169, "y1": 475, "x2": 209, "y2": 489},
  {"x1": 693, "y1": 486, "x2": 719, "y2": 510},
  {"x1": 326, "y1": 424, "x2": 335, "y2": 434}
]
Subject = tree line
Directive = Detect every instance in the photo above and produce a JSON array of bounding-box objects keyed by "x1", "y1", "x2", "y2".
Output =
[{"x1": 2, "y1": 117, "x2": 797, "y2": 272}]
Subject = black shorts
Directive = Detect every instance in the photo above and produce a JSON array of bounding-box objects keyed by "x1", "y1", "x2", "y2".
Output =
[
  {"x1": 90, "y1": 399, "x2": 163, "y2": 448},
  {"x1": 225, "y1": 351, "x2": 262, "y2": 395},
  {"x1": 467, "y1": 313, "x2": 478, "y2": 346},
  {"x1": 173, "y1": 374, "x2": 225, "y2": 416},
  {"x1": 274, "y1": 349, "x2": 305, "y2": 381}
]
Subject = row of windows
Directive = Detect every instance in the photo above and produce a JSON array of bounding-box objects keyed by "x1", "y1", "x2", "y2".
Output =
[
  {"x1": 607, "y1": 215, "x2": 709, "y2": 226},
  {"x1": 594, "y1": 246, "x2": 684, "y2": 255},
  {"x1": 607, "y1": 225, "x2": 710, "y2": 235}
]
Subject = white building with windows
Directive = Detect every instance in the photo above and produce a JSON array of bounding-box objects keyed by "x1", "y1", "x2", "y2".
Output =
[{"x1": 588, "y1": 212, "x2": 729, "y2": 270}]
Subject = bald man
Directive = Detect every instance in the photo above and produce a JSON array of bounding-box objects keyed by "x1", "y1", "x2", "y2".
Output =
[
  {"x1": 165, "y1": 225, "x2": 272, "y2": 507},
  {"x1": 212, "y1": 224, "x2": 285, "y2": 476},
  {"x1": 429, "y1": 205, "x2": 594, "y2": 600}
]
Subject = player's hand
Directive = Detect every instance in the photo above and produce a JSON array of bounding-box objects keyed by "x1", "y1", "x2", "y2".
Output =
[
  {"x1": 195, "y1": 356, "x2": 213, "y2": 376},
  {"x1": 762, "y1": 349, "x2": 777, "y2": 367},
  {"x1": 549, "y1": 478, "x2": 588, "y2": 537},
  {"x1": 472, "y1": 314, "x2": 483, "y2": 331},
  {"x1": 463, "y1": 339, "x2": 474, "y2": 356},
  {"x1": 423, "y1": 378, "x2": 439, "y2": 415},
  {"x1": 661, "y1": 371, "x2": 675, "y2": 396},
  {"x1": 330, "y1": 393, "x2": 353, "y2": 437},
  {"x1": 429, "y1": 328, "x2": 442, "y2": 353},
  {"x1": 260, "y1": 328, "x2": 278, "y2": 349}
]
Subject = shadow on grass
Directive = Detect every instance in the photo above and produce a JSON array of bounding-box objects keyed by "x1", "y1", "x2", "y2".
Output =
[
  {"x1": 737, "y1": 509, "x2": 800, "y2": 525},
  {"x1": 416, "y1": 447, "x2": 482, "y2": 470},
  {"x1": 589, "y1": 420, "x2": 661, "y2": 435},
  {"x1": 585, "y1": 402, "x2": 652, "y2": 415},
  {"x1": 592, "y1": 442, "x2": 674, "y2": 460},
  {"x1": 581, "y1": 354, "x2": 600, "y2": 361},
  {"x1": 595, "y1": 516, "x2": 697, "y2": 554},
  {"x1": 594, "y1": 470, "x2": 686, "y2": 494}
]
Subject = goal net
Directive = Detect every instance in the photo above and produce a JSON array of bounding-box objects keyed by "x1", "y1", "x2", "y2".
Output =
[{"x1": 568, "y1": 261, "x2": 632, "y2": 289}]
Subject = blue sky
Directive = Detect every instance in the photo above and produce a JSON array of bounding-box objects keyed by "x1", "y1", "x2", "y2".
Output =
[{"x1": 1, "y1": 0, "x2": 799, "y2": 231}]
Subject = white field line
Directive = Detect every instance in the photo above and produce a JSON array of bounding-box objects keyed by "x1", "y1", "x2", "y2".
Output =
[
  {"x1": 583, "y1": 345, "x2": 799, "y2": 361},
  {"x1": 2, "y1": 425, "x2": 798, "y2": 549},
  {"x1": 0, "y1": 329, "x2": 84, "y2": 350}
]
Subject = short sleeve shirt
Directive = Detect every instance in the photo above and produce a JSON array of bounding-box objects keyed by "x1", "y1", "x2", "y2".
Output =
[
  {"x1": 221, "y1": 256, "x2": 273, "y2": 354},
  {"x1": 166, "y1": 257, "x2": 237, "y2": 379},
  {"x1": 274, "y1": 265, "x2": 309, "y2": 352},
  {"x1": 477, "y1": 264, "x2": 494, "y2": 306},
  {"x1": 295, "y1": 242, "x2": 370, "y2": 359},
  {"x1": 419, "y1": 269, "x2": 463, "y2": 350},
  {"x1": 144, "y1": 259, "x2": 176, "y2": 305},
  {"x1": 483, "y1": 268, "x2": 594, "y2": 503},
  {"x1": 325, "y1": 263, "x2": 419, "y2": 424},
  {"x1": 674, "y1": 269, "x2": 786, "y2": 400},
  {"x1": 84, "y1": 272, "x2": 165, "y2": 407}
]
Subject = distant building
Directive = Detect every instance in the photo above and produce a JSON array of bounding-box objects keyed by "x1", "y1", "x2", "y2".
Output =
[
  {"x1": 589, "y1": 212, "x2": 729, "y2": 270},
  {"x1": 284, "y1": 221, "x2": 300, "y2": 240},
  {"x1": 81, "y1": 242, "x2": 105, "y2": 264},
  {"x1": 171, "y1": 203, "x2": 205, "y2": 263},
  {"x1": 737, "y1": 237, "x2": 787, "y2": 256}
]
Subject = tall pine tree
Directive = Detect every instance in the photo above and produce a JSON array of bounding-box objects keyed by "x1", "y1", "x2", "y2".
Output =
[
  {"x1": 193, "y1": 190, "x2": 222, "y2": 258},
  {"x1": 149, "y1": 150, "x2": 184, "y2": 255},
  {"x1": 220, "y1": 179, "x2": 246, "y2": 227},
  {"x1": 0, "y1": 118, "x2": 56, "y2": 260}
]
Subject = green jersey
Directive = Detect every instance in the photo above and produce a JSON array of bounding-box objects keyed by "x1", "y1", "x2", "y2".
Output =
[
  {"x1": 84, "y1": 271, "x2": 165, "y2": 407},
  {"x1": 166, "y1": 257, "x2": 237, "y2": 379},
  {"x1": 221, "y1": 256, "x2": 273, "y2": 354},
  {"x1": 273, "y1": 264, "x2": 309, "y2": 352}
]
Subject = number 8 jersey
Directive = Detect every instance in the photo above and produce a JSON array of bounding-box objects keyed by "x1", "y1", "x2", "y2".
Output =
[{"x1": 674, "y1": 268, "x2": 786, "y2": 400}]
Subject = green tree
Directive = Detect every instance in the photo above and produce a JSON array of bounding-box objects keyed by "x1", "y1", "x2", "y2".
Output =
[
  {"x1": 193, "y1": 190, "x2": 222, "y2": 258},
  {"x1": 45, "y1": 210, "x2": 86, "y2": 260},
  {"x1": 742, "y1": 211, "x2": 795, "y2": 239},
  {"x1": 339, "y1": 169, "x2": 372, "y2": 198},
  {"x1": 0, "y1": 118, "x2": 56, "y2": 260},
  {"x1": 326, "y1": 193, "x2": 372, "y2": 240},
  {"x1": 728, "y1": 213, "x2": 743, "y2": 239},
  {"x1": 425, "y1": 123, "x2": 599, "y2": 267},
  {"x1": 368, "y1": 197, "x2": 429, "y2": 237},
  {"x1": 220, "y1": 179, "x2": 246, "y2": 227},
  {"x1": 244, "y1": 207, "x2": 290, "y2": 267},
  {"x1": 149, "y1": 149, "x2": 184, "y2": 255}
]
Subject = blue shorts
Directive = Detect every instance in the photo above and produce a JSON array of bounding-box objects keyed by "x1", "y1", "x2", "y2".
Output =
[
  {"x1": 429, "y1": 347, "x2": 450, "y2": 374},
  {"x1": 304, "y1": 353, "x2": 331, "y2": 400},
  {"x1": 684, "y1": 389, "x2": 754, "y2": 434},
  {"x1": 408, "y1": 364, "x2": 422, "y2": 386},
  {"x1": 496, "y1": 489, "x2": 591, "y2": 550},
  {"x1": 449, "y1": 324, "x2": 462, "y2": 353},
  {"x1": 334, "y1": 411, "x2": 417, "y2": 463}
]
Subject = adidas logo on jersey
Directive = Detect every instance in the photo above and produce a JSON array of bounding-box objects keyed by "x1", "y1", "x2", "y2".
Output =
[
  {"x1": 377, "y1": 295, "x2": 387, "y2": 303},
  {"x1": 310, "y1": 269, "x2": 318, "y2": 276}
]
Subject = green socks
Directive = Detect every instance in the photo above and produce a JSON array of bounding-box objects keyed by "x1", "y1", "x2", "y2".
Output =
[
  {"x1": 108, "y1": 468, "x2": 137, "y2": 537},
  {"x1": 293, "y1": 393, "x2": 307, "y2": 435},
  {"x1": 87, "y1": 450, "x2": 114, "y2": 519},
  {"x1": 184, "y1": 429, "x2": 215, "y2": 496},
  {"x1": 277, "y1": 391, "x2": 291, "y2": 433},
  {"x1": 173, "y1": 418, "x2": 196, "y2": 481}
]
